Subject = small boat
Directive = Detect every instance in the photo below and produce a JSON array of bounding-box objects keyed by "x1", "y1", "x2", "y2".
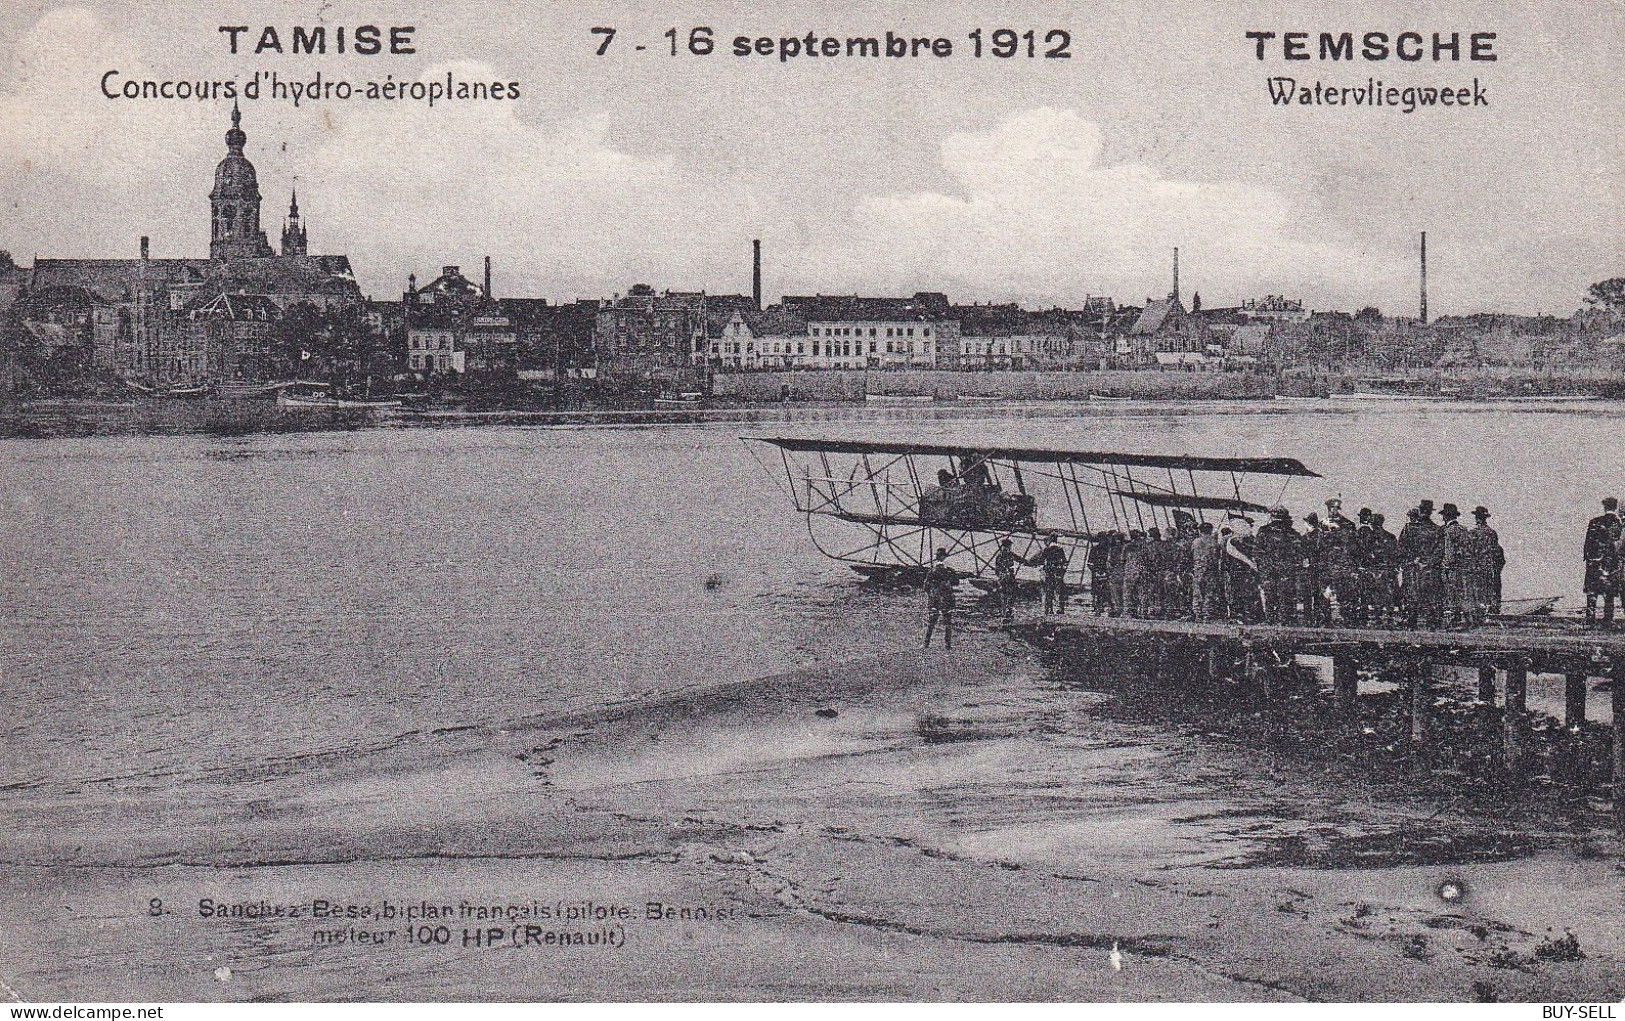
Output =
[
  {"x1": 1496, "y1": 595, "x2": 1561, "y2": 617},
  {"x1": 277, "y1": 391, "x2": 402, "y2": 410},
  {"x1": 653, "y1": 391, "x2": 705, "y2": 406},
  {"x1": 214, "y1": 381, "x2": 302, "y2": 399},
  {"x1": 865, "y1": 393, "x2": 934, "y2": 405},
  {"x1": 955, "y1": 394, "x2": 1003, "y2": 404},
  {"x1": 162, "y1": 384, "x2": 211, "y2": 399},
  {"x1": 1088, "y1": 394, "x2": 1130, "y2": 402},
  {"x1": 1331, "y1": 392, "x2": 1417, "y2": 401}
]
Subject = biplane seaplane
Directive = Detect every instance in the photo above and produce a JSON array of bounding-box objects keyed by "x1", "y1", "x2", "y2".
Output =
[{"x1": 743, "y1": 437, "x2": 1320, "y2": 595}]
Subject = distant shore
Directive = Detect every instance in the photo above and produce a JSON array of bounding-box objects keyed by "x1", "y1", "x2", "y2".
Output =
[
  {"x1": 714, "y1": 366, "x2": 1625, "y2": 403},
  {"x1": 1, "y1": 372, "x2": 1622, "y2": 439}
]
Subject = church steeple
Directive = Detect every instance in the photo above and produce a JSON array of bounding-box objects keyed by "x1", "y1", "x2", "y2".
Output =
[
  {"x1": 210, "y1": 101, "x2": 273, "y2": 262},
  {"x1": 226, "y1": 100, "x2": 247, "y2": 154},
  {"x1": 281, "y1": 187, "x2": 307, "y2": 257}
]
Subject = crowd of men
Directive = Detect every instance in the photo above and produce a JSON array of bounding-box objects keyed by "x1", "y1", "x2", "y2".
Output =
[
  {"x1": 1082, "y1": 498, "x2": 1507, "y2": 629},
  {"x1": 921, "y1": 494, "x2": 1625, "y2": 649}
]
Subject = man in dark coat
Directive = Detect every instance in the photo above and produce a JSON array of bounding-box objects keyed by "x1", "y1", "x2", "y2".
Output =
[
  {"x1": 1122, "y1": 530, "x2": 1150, "y2": 618},
  {"x1": 1086, "y1": 534, "x2": 1111, "y2": 615},
  {"x1": 1439, "y1": 503, "x2": 1471, "y2": 627},
  {"x1": 1299, "y1": 511, "x2": 1328, "y2": 625},
  {"x1": 923, "y1": 548, "x2": 959, "y2": 649},
  {"x1": 992, "y1": 538, "x2": 1023, "y2": 623},
  {"x1": 1221, "y1": 517, "x2": 1262, "y2": 623},
  {"x1": 1108, "y1": 529, "x2": 1129, "y2": 616},
  {"x1": 1190, "y1": 522, "x2": 1223, "y2": 621},
  {"x1": 1142, "y1": 527, "x2": 1168, "y2": 618},
  {"x1": 1465, "y1": 506, "x2": 1504, "y2": 626},
  {"x1": 1321, "y1": 498, "x2": 1362, "y2": 625},
  {"x1": 1034, "y1": 534, "x2": 1070, "y2": 615},
  {"x1": 1399, "y1": 501, "x2": 1444, "y2": 627},
  {"x1": 1255, "y1": 506, "x2": 1302, "y2": 624},
  {"x1": 1367, "y1": 512, "x2": 1401, "y2": 624},
  {"x1": 1583, "y1": 497, "x2": 1621, "y2": 624}
]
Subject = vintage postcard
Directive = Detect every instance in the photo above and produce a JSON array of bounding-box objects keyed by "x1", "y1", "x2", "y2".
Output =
[{"x1": 0, "y1": 0, "x2": 1622, "y2": 1007}]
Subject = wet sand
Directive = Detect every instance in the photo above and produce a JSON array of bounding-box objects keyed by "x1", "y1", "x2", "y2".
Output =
[{"x1": 1, "y1": 628, "x2": 1621, "y2": 1001}]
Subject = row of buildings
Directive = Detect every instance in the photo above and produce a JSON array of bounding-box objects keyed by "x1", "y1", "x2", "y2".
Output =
[{"x1": 0, "y1": 106, "x2": 1363, "y2": 393}]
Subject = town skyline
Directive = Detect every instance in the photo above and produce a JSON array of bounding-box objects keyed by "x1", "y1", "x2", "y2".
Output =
[{"x1": 1, "y1": 2, "x2": 1619, "y2": 318}]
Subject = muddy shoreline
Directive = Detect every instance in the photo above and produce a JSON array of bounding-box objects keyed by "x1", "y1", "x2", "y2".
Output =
[{"x1": 0, "y1": 628, "x2": 1620, "y2": 1001}]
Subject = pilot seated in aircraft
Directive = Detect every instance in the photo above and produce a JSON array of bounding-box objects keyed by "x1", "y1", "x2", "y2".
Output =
[{"x1": 920, "y1": 463, "x2": 1035, "y2": 530}]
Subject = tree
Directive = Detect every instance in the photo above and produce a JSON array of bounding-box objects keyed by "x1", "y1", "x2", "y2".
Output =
[
  {"x1": 1354, "y1": 306, "x2": 1383, "y2": 322},
  {"x1": 1585, "y1": 278, "x2": 1625, "y2": 313},
  {"x1": 0, "y1": 250, "x2": 15, "y2": 273}
]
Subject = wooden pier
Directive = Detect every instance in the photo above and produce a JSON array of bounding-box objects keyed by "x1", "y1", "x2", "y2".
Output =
[{"x1": 1021, "y1": 614, "x2": 1625, "y2": 836}]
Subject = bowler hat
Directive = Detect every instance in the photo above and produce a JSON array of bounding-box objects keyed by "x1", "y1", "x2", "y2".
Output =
[
  {"x1": 1441, "y1": 503, "x2": 1460, "y2": 519},
  {"x1": 1606, "y1": 497, "x2": 1619, "y2": 510},
  {"x1": 1473, "y1": 506, "x2": 1490, "y2": 518}
]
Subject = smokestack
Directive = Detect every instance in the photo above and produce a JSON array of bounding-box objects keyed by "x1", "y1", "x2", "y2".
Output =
[
  {"x1": 1419, "y1": 231, "x2": 1428, "y2": 324},
  {"x1": 484, "y1": 255, "x2": 493, "y2": 300},
  {"x1": 139, "y1": 236, "x2": 149, "y2": 261},
  {"x1": 1172, "y1": 247, "x2": 1180, "y2": 304},
  {"x1": 752, "y1": 239, "x2": 762, "y2": 310}
]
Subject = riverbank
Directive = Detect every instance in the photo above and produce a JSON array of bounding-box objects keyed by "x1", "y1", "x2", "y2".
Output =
[
  {"x1": 714, "y1": 367, "x2": 1625, "y2": 403},
  {"x1": 1, "y1": 627, "x2": 1618, "y2": 1001}
]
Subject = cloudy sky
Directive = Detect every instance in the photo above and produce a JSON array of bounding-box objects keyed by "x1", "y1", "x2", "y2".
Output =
[{"x1": 0, "y1": 0, "x2": 1619, "y2": 315}]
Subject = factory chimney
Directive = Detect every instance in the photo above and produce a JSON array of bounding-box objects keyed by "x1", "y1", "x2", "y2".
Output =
[
  {"x1": 484, "y1": 255, "x2": 493, "y2": 301},
  {"x1": 752, "y1": 239, "x2": 762, "y2": 310},
  {"x1": 1419, "y1": 232, "x2": 1428, "y2": 324},
  {"x1": 139, "y1": 236, "x2": 149, "y2": 261},
  {"x1": 1172, "y1": 247, "x2": 1180, "y2": 304}
]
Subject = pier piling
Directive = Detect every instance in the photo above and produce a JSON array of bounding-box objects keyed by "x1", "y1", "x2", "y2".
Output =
[
  {"x1": 1564, "y1": 670, "x2": 1588, "y2": 727},
  {"x1": 1410, "y1": 658, "x2": 1431, "y2": 764},
  {"x1": 1504, "y1": 657, "x2": 1529, "y2": 783},
  {"x1": 1333, "y1": 656, "x2": 1359, "y2": 714},
  {"x1": 1023, "y1": 615, "x2": 1625, "y2": 830}
]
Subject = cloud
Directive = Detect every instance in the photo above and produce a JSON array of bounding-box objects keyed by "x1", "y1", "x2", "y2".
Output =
[
  {"x1": 803, "y1": 107, "x2": 1375, "y2": 306},
  {"x1": 291, "y1": 61, "x2": 751, "y2": 297}
]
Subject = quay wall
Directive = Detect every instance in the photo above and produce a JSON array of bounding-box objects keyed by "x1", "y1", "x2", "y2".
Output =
[{"x1": 712, "y1": 367, "x2": 1625, "y2": 402}]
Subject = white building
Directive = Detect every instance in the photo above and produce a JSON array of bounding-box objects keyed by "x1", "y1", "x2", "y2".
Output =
[
  {"x1": 706, "y1": 312, "x2": 950, "y2": 370},
  {"x1": 407, "y1": 324, "x2": 464, "y2": 373},
  {"x1": 803, "y1": 319, "x2": 942, "y2": 369}
]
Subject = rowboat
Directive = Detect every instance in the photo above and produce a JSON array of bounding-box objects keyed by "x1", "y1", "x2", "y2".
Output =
[
  {"x1": 1497, "y1": 595, "x2": 1560, "y2": 617},
  {"x1": 277, "y1": 391, "x2": 402, "y2": 410},
  {"x1": 215, "y1": 381, "x2": 303, "y2": 399},
  {"x1": 653, "y1": 391, "x2": 705, "y2": 406},
  {"x1": 864, "y1": 393, "x2": 934, "y2": 405}
]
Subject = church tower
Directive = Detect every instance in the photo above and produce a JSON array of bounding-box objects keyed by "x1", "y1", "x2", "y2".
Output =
[
  {"x1": 209, "y1": 102, "x2": 274, "y2": 262},
  {"x1": 280, "y1": 189, "x2": 308, "y2": 258}
]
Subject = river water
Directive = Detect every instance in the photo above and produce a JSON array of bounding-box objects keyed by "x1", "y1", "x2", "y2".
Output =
[{"x1": 0, "y1": 399, "x2": 1617, "y2": 794}]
